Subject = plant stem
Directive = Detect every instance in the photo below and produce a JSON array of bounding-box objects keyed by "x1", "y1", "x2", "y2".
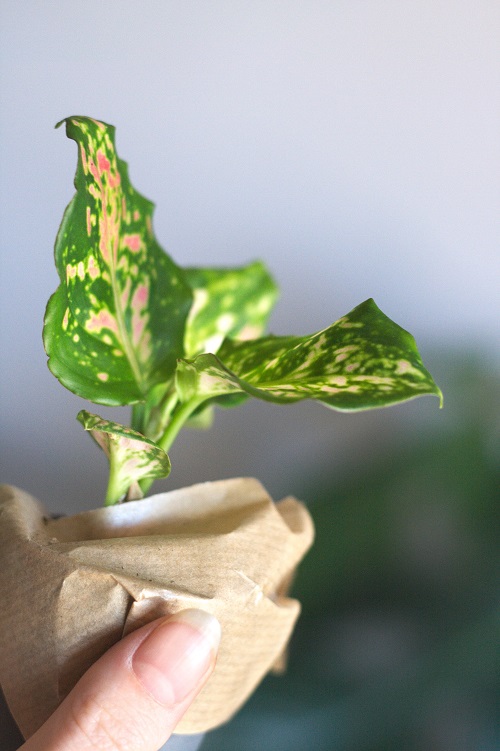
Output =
[
  {"x1": 158, "y1": 397, "x2": 205, "y2": 452},
  {"x1": 139, "y1": 396, "x2": 206, "y2": 495},
  {"x1": 147, "y1": 391, "x2": 179, "y2": 441},
  {"x1": 131, "y1": 403, "x2": 145, "y2": 433},
  {"x1": 105, "y1": 448, "x2": 123, "y2": 506}
]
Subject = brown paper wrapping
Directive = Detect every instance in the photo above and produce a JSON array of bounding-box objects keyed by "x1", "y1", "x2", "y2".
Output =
[{"x1": 0, "y1": 478, "x2": 314, "y2": 739}]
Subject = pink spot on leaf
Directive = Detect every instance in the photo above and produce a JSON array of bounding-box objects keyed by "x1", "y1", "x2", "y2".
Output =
[
  {"x1": 86, "y1": 206, "x2": 92, "y2": 236},
  {"x1": 87, "y1": 256, "x2": 99, "y2": 280},
  {"x1": 80, "y1": 144, "x2": 88, "y2": 175},
  {"x1": 99, "y1": 237, "x2": 110, "y2": 264},
  {"x1": 98, "y1": 217, "x2": 111, "y2": 264},
  {"x1": 123, "y1": 234, "x2": 141, "y2": 252},
  {"x1": 396, "y1": 360, "x2": 411, "y2": 374},
  {"x1": 132, "y1": 284, "x2": 149, "y2": 309},
  {"x1": 97, "y1": 150, "x2": 111, "y2": 173},
  {"x1": 108, "y1": 172, "x2": 121, "y2": 188},
  {"x1": 88, "y1": 158, "x2": 98, "y2": 179},
  {"x1": 131, "y1": 284, "x2": 150, "y2": 351},
  {"x1": 124, "y1": 457, "x2": 142, "y2": 471},
  {"x1": 86, "y1": 310, "x2": 119, "y2": 337},
  {"x1": 132, "y1": 317, "x2": 147, "y2": 346}
]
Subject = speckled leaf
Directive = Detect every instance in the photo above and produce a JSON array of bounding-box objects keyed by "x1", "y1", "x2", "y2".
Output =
[
  {"x1": 44, "y1": 117, "x2": 192, "y2": 406},
  {"x1": 183, "y1": 261, "x2": 278, "y2": 357},
  {"x1": 77, "y1": 410, "x2": 171, "y2": 504},
  {"x1": 176, "y1": 299, "x2": 442, "y2": 410}
]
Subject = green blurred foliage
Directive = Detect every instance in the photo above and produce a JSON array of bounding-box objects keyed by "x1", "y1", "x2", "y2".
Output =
[{"x1": 203, "y1": 350, "x2": 499, "y2": 751}]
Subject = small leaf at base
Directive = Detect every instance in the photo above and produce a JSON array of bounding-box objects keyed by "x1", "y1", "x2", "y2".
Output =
[{"x1": 77, "y1": 410, "x2": 171, "y2": 504}]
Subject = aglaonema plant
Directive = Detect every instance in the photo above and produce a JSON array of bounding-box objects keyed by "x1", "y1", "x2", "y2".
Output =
[{"x1": 43, "y1": 116, "x2": 442, "y2": 506}]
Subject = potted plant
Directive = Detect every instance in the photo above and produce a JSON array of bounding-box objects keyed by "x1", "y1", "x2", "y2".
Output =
[{"x1": 0, "y1": 117, "x2": 441, "y2": 747}]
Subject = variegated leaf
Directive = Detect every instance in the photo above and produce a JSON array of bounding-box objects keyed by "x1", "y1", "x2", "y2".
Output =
[
  {"x1": 176, "y1": 299, "x2": 442, "y2": 410},
  {"x1": 183, "y1": 261, "x2": 278, "y2": 357},
  {"x1": 44, "y1": 117, "x2": 192, "y2": 406},
  {"x1": 77, "y1": 410, "x2": 171, "y2": 504}
]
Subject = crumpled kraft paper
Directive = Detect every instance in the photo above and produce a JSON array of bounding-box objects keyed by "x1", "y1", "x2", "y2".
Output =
[{"x1": 0, "y1": 478, "x2": 314, "y2": 739}]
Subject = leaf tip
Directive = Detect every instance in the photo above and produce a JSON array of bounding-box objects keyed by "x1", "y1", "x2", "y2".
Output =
[{"x1": 54, "y1": 118, "x2": 65, "y2": 130}]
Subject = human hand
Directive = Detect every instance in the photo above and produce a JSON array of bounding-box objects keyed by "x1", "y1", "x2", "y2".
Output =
[{"x1": 20, "y1": 609, "x2": 221, "y2": 751}]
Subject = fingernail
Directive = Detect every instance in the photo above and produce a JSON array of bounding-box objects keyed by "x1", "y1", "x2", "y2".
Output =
[{"x1": 132, "y1": 609, "x2": 221, "y2": 706}]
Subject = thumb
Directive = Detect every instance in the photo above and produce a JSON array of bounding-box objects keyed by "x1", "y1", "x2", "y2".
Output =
[{"x1": 22, "y1": 609, "x2": 221, "y2": 751}]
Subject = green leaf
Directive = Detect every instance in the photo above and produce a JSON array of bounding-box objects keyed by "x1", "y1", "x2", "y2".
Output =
[
  {"x1": 183, "y1": 261, "x2": 278, "y2": 357},
  {"x1": 77, "y1": 410, "x2": 171, "y2": 505},
  {"x1": 176, "y1": 299, "x2": 443, "y2": 411},
  {"x1": 44, "y1": 117, "x2": 192, "y2": 406}
]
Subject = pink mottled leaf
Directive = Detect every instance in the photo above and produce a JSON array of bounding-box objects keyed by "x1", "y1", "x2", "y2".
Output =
[
  {"x1": 44, "y1": 117, "x2": 192, "y2": 406},
  {"x1": 77, "y1": 410, "x2": 171, "y2": 505}
]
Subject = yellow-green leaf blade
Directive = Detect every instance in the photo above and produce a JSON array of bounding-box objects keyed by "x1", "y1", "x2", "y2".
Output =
[
  {"x1": 44, "y1": 117, "x2": 192, "y2": 405},
  {"x1": 183, "y1": 260, "x2": 278, "y2": 358},
  {"x1": 77, "y1": 410, "x2": 171, "y2": 504},
  {"x1": 176, "y1": 299, "x2": 442, "y2": 411}
]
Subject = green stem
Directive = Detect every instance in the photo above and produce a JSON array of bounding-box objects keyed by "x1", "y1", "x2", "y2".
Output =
[
  {"x1": 139, "y1": 396, "x2": 206, "y2": 495},
  {"x1": 133, "y1": 389, "x2": 179, "y2": 443},
  {"x1": 158, "y1": 397, "x2": 205, "y2": 452},
  {"x1": 105, "y1": 449, "x2": 123, "y2": 506},
  {"x1": 148, "y1": 391, "x2": 179, "y2": 441},
  {"x1": 131, "y1": 403, "x2": 145, "y2": 433}
]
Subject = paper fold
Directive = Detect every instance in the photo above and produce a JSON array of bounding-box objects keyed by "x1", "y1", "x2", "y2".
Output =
[{"x1": 0, "y1": 478, "x2": 313, "y2": 738}]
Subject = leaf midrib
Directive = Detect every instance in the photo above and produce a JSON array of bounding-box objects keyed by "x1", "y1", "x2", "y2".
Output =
[
  {"x1": 203, "y1": 355, "x2": 430, "y2": 395},
  {"x1": 96, "y1": 163, "x2": 145, "y2": 394}
]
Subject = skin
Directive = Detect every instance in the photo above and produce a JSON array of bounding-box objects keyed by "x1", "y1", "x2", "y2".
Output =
[{"x1": 20, "y1": 609, "x2": 221, "y2": 751}]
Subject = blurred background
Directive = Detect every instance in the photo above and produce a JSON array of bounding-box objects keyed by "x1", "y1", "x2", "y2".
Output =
[{"x1": 1, "y1": 2, "x2": 498, "y2": 749}]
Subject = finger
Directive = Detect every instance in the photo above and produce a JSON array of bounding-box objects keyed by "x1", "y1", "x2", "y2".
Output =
[{"x1": 22, "y1": 609, "x2": 221, "y2": 751}]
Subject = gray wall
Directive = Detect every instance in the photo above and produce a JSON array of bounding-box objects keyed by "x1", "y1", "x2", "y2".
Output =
[{"x1": 1, "y1": 1, "x2": 498, "y2": 512}]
